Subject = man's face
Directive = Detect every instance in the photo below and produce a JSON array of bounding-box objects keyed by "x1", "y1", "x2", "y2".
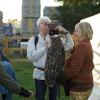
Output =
[{"x1": 39, "y1": 21, "x2": 49, "y2": 36}]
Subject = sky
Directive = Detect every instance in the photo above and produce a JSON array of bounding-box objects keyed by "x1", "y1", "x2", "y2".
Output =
[{"x1": 0, "y1": 0, "x2": 61, "y2": 22}]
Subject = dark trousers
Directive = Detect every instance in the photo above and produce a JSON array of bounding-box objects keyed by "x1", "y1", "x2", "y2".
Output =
[
  {"x1": 2, "y1": 93, "x2": 12, "y2": 100},
  {"x1": 35, "y1": 79, "x2": 57, "y2": 100}
]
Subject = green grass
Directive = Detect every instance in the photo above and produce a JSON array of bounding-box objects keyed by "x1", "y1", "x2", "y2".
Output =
[{"x1": 11, "y1": 59, "x2": 69, "y2": 100}]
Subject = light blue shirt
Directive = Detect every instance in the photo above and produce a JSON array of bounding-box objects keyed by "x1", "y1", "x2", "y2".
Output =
[{"x1": 27, "y1": 33, "x2": 74, "y2": 80}]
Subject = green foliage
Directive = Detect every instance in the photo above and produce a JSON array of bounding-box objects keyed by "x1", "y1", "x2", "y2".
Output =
[
  {"x1": 55, "y1": 3, "x2": 100, "y2": 33},
  {"x1": 56, "y1": 0, "x2": 100, "y2": 6}
]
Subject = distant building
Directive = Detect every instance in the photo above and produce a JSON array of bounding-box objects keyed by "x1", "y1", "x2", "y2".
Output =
[
  {"x1": 21, "y1": 0, "x2": 40, "y2": 35},
  {"x1": 33, "y1": 0, "x2": 41, "y2": 34}
]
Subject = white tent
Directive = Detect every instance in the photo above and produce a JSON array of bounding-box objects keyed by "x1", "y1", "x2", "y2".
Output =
[{"x1": 81, "y1": 13, "x2": 100, "y2": 49}]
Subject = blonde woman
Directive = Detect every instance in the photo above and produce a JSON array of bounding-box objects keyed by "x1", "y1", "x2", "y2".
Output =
[{"x1": 64, "y1": 22, "x2": 94, "y2": 100}]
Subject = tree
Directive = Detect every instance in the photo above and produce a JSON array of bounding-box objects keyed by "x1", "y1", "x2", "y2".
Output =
[
  {"x1": 54, "y1": 0, "x2": 100, "y2": 33},
  {"x1": 55, "y1": 0, "x2": 100, "y2": 5}
]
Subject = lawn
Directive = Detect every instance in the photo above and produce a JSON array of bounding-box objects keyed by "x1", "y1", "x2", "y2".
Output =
[{"x1": 11, "y1": 59, "x2": 69, "y2": 100}]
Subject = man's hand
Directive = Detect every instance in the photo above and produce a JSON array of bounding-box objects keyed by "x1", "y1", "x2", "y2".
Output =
[
  {"x1": 55, "y1": 26, "x2": 67, "y2": 33},
  {"x1": 27, "y1": 91, "x2": 34, "y2": 98}
]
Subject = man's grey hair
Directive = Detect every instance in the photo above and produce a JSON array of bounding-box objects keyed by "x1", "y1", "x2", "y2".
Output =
[{"x1": 37, "y1": 16, "x2": 51, "y2": 28}]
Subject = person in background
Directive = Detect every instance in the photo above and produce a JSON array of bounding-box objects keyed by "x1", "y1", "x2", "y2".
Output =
[
  {"x1": 64, "y1": 22, "x2": 94, "y2": 100},
  {"x1": 0, "y1": 61, "x2": 16, "y2": 100},
  {"x1": 27, "y1": 16, "x2": 74, "y2": 100},
  {"x1": 0, "y1": 62, "x2": 33, "y2": 100},
  {"x1": 0, "y1": 48, "x2": 16, "y2": 100},
  {"x1": 0, "y1": 48, "x2": 33, "y2": 100},
  {"x1": 0, "y1": 49, "x2": 9, "y2": 62}
]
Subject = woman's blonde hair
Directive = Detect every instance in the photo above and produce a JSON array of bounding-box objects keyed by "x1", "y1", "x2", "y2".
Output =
[{"x1": 76, "y1": 22, "x2": 93, "y2": 40}]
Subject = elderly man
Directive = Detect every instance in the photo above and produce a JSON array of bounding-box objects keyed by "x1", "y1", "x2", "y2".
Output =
[{"x1": 27, "y1": 16, "x2": 74, "y2": 100}]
